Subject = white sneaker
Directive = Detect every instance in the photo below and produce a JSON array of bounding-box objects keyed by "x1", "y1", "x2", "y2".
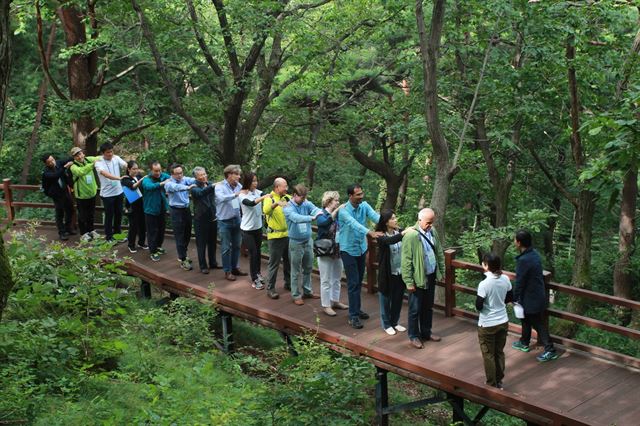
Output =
[
  {"x1": 384, "y1": 327, "x2": 397, "y2": 336},
  {"x1": 394, "y1": 325, "x2": 406, "y2": 332},
  {"x1": 90, "y1": 230, "x2": 101, "y2": 239}
]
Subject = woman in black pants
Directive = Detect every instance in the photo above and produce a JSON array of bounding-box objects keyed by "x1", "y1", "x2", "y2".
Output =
[
  {"x1": 239, "y1": 173, "x2": 270, "y2": 289},
  {"x1": 121, "y1": 161, "x2": 147, "y2": 253}
]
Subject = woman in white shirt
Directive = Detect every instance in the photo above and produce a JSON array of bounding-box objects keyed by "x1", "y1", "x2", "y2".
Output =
[
  {"x1": 239, "y1": 173, "x2": 269, "y2": 289},
  {"x1": 476, "y1": 253, "x2": 513, "y2": 390}
]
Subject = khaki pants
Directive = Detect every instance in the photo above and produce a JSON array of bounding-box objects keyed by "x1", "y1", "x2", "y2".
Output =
[{"x1": 477, "y1": 321, "x2": 508, "y2": 387}]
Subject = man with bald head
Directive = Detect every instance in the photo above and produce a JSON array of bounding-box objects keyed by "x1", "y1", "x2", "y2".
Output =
[
  {"x1": 263, "y1": 177, "x2": 292, "y2": 299},
  {"x1": 401, "y1": 208, "x2": 445, "y2": 349}
]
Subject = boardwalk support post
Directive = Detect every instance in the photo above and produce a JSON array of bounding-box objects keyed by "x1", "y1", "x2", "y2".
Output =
[
  {"x1": 375, "y1": 367, "x2": 389, "y2": 426},
  {"x1": 140, "y1": 281, "x2": 151, "y2": 299},
  {"x1": 366, "y1": 234, "x2": 377, "y2": 294},
  {"x1": 280, "y1": 331, "x2": 298, "y2": 356},
  {"x1": 448, "y1": 393, "x2": 466, "y2": 424},
  {"x1": 444, "y1": 249, "x2": 456, "y2": 317},
  {"x1": 221, "y1": 311, "x2": 234, "y2": 354},
  {"x1": 2, "y1": 178, "x2": 14, "y2": 222}
]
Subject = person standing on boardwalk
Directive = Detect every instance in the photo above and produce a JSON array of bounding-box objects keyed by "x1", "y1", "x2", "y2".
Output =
[
  {"x1": 283, "y1": 184, "x2": 322, "y2": 305},
  {"x1": 316, "y1": 191, "x2": 347, "y2": 316},
  {"x1": 41, "y1": 153, "x2": 75, "y2": 241},
  {"x1": 141, "y1": 161, "x2": 170, "y2": 262},
  {"x1": 94, "y1": 142, "x2": 127, "y2": 242},
  {"x1": 376, "y1": 209, "x2": 409, "y2": 335},
  {"x1": 215, "y1": 164, "x2": 247, "y2": 281},
  {"x1": 191, "y1": 166, "x2": 220, "y2": 274},
  {"x1": 165, "y1": 163, "x2": 197, "y2": 271},
  {"x1": 476, "y1": 253, "x2": 513, "y2": 389},
  {"x1": 69, "y1": 146, "x2": 99, "y2": 241},
  {"x1": 263, "y1": 177, "x2": 292, "y2": 299},
  {"x1": 401, "y1": 208, "x2": 445, "y2": 349},
  {"x1": 511, "y1": 230, "x2": 559, "y2": 362},
  {"x1": 239, "y1": 172, "x2": 270, "y2": 289},
  {"x1": 121, "y1": 160, "x2": 147, "y2": 253},
  {"x1": 337, "y1": 184, "x2": 382, "y2": 329}
]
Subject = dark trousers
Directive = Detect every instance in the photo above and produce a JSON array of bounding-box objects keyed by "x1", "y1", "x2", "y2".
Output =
[
  {"x1": 145, "y1": 213, "x2": 166, "y2": 254},
  {"x1": 267, "y1": 237, "x2": 291, "y2": 291},
  {"x1": 170, "y1": 207, "x2": 192, "y2": 261},
  {"x1": 52, "y1": 193, "x2": 73, "y2": 235},
  {"x1": 102, "y1": 194, "x2": 123, "y2": 240},
  {"x1": 379, "y1": 274, "x2": 406, "y2": 329},
  {"x1": 520, "y1": 312, "x2": 555, "y2": 352},
  {"x1": 243, "y1": 229, "x2": 263, "y2": 281},
  {"x1": 478, "y1": 322, "x2": 508, "y2": 387},
  {"x1": 194, "y1": 217, "x2": 218, "y2": 270},
  {"x1": 127, "y1": 201, "x2": 146, "y2": 248},
  {"x1": 340, "y1": 251, "x2": 367, "y2": 321},
  {"x1": 407, "y1": 273, "x2": 436, "y2": 340},
  {"x1": 76, "y1": 197, "x2": 96, "y2": 235}
]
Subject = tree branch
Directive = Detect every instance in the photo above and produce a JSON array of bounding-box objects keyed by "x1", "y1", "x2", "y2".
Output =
[
  {"x1": 211, "y1": 0, "x2": 241, "y2": 78},
  {"x1": 528, "y1": 144, "x2": 577, "y2": 207},
  {"x1": 111, "y1": 121, "x2": 158, "y2": 145},
  {"x1": 87, "y1": 111, "x2": 112, "y2": 139},
  {"x1": 185, "y1": 0, "x2": 226, "y2": 89},
  {"x1": 282, "y1": 0, "x2": 332, "y2": 17},
  {"x1": 102, "y1": 61, "x2": 152, "y2": 86},
  {"x1": 35, "y1": 0, "x2": 68, "y2": 100}
]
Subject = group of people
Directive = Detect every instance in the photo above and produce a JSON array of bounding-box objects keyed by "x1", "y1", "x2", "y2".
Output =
[{"x1": 42, "y1": 147, "x2": 558, "y2": 390}]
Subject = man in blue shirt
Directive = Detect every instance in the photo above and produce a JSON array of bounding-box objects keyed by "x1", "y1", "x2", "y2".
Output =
[
  {"x1": 215, "y1": 164, "x2": 247, "y2": 281},
  {"x1": 165, "y1": 163, "x2": 196, "y2": 270},
  {"x1": 337, "y1": 184, "x2": 382, "y2": 329},
  {"x1": 283, "y1": 184, "x2": 322, "y2": 305}
]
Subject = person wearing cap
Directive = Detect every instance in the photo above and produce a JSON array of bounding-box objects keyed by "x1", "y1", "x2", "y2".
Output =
[
  {"x1": 215, "y1": 164, "x2": 247, "y2": 281},
  {"x1": 94, "y1": 142, "x2": 127, "y2": 242},
  {"x1": 69, "y1": 146, "x2": 100, "y2": 241}
]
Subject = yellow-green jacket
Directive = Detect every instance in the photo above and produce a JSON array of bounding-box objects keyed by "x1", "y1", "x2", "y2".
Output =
[
  {"x1": 70, "y1": 156, "x2": 99, "y2": 199},
  {"x1": 401, "y1": 222, "x2": 445, "y2": 289},
  {"x1": 263, "y1": 191, "x2": 291, "y2": 240}
]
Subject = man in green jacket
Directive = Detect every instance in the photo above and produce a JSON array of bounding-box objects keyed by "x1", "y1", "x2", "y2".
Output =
[
  {"x1": 401, "y1": 208, "x2": 445, "y2": 349},
  {"x1": 69, "y1": 147, "x2": 99, "y2": 241}
]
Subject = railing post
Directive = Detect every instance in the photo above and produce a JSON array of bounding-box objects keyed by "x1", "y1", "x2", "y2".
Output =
[
  {"x1": 2, "y1": 178, "x2": 15, "y2": 222},
  {"x1": 543, "y1": 271, "x2": 552, "y2": 335},
  {"x1": 444, "y1": 249, "x2": 456, "y2": 317},
  {"x1": 366, "y1": 234, "x2": 377, "y2": 294},
  {"x1": 375, "y1": 366, "x2": 389, "y2": 426}
]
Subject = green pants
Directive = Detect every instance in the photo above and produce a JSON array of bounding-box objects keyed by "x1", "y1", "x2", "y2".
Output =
[{"x1": 477, "y1": 322, "x2": 508, "y2": 387}]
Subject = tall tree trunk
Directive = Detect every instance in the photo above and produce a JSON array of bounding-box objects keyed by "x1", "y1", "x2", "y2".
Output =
[
  {"x1": 0, "y1": 0, "x2": 15, "y2": 322},
  {"x1": 543, "y1": 196, "x2": 561, "y2": 276},
  {"x1": 416, "y1": 0, "x2": 449, "y2": 241},
  {"x1": 57, "y1": 6, "x2": 99, "y2": 154},
  {"x1": 0, "y1": 0, "x2": 11, "y2": 149},
  {"x1": 613, "y1": 165, "x2": 637, "y2": 324},
  {"x1": 20, "y1": 22, "x2": 56, "y2": 188}
]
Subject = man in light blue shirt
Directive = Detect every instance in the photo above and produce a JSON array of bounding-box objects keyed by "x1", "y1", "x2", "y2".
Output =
[
  {"x1": 337, "y1": 184, "x2": 382, "y2": 329},
  {"x1": 165, "y1": 163, "x2": 196, "y2": 270},
  {"x1": 283, "y1": 184, "x2": 322, "y2": 304},
  {"x1": 214, "y1": 164, "x2": 246, "y2": 280}
]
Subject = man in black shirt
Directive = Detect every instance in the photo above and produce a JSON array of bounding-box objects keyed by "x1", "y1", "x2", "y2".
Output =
[{"x1": 41, "y1": 153, "x2": 75, "y2": 240}]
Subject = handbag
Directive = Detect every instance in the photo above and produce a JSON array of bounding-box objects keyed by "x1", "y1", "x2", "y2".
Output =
[{"x1": 314, "y1": 218, "x2": 338, "y2": 257}]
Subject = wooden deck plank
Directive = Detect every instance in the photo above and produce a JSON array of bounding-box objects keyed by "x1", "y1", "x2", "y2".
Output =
[{"x1": 18, "y1": 225, "x2": 640, "y2": 426}]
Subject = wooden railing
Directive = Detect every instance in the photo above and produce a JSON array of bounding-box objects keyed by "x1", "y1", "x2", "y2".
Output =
[{"x1": 2, "y1": 178, "x2": 639, "y2": 367}]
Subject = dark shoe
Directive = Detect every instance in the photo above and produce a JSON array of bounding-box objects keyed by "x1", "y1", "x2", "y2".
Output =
[
  {"x1": 59, "y1": 233, "x2": 69, "y2": 241},
  {"x1": 157, "y1": 247, "x2": 167, "y2": 255},
  {"x1": 179, "y1": 259, "x2": 193, "y2": 271},
  {"x1": 410, "y1": 338, "x2": 424, "y2": 349},
  {"x1": 150, "y1": 253, "x2": 160, "y2": 262},
  {"x1": 511, "y1": 341, "x2": 530, "y2": 353},
  {"x1": 349, "y1": 318, "x2": 363, "y2": 329},
  {"x1": 293, "y1": 299, "x2": 304, "y2": 306},
  {"x1": 201, "y1": 269, "x2": 209, "y2": 274},
  {"x1": 225, "y1": 272, "x2": 236, "y2": 281},
  {"x1": 536, "y1": 351, "x2": 560, "y2": 362},
  {"x1": 138, "y1": 243, "x2": 149, "y2": 250},
  {"x1": 358, "y1": 311, "x2": 370, "y2": 320},
  {"x1": 267, "y1": 290, "x2": 279, "y2": 299},
  {"x1": 302, "y1": 293, "x2": 320, "y2": 299},
  {"x1": 232, "y1": 269, "x2": 248, "y2": 276},
  {"x1": 426, "y1": 334, "x2": 441, "y2": 342},
  {"x1": 128, "y1": 246, "x2": 138, "y2": 253}
]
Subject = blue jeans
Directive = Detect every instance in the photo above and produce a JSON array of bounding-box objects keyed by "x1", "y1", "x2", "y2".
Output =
[
  {"x1": 407, "y1": 273, "x2": 436, "y2": 340},
  {"x1": 340, "y1": 251, "x2": 366, "y2": 321},
  {"x1": 218, "y1": 217, "x2": 241, "y2": 272},
  {"x1": 379, "y1": 274, "x2": 405, "y2": 329},
  {"x1": 289, "y1": 238, "x2": 314, "y2": 299}
]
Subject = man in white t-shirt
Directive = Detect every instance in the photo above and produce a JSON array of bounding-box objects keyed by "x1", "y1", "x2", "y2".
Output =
[
  {"x1": 476, "y1": 253, "x2": 513, "y2": 389},
  {"x1": 94, "y1": 142, "x2": 127, "y2": 242}
]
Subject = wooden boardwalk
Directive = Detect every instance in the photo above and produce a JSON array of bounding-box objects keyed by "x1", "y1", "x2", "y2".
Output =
[{"x1": 21, "y1": 226, "x2": 640, "y2": 425}]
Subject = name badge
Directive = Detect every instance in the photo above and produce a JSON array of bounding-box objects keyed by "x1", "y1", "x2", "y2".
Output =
[
  {"x1": 297, "y1": 223, "x2": 308, "y2": 233},
  {"x1": 85, "y1": 175, "x2": 93, "y2": 184},
  {"x1": 110, "y1": 180, "x2": 118, "y2": 187},
  {"x1": 231, "y1": 198, "x2": 239, "y2": 209}
]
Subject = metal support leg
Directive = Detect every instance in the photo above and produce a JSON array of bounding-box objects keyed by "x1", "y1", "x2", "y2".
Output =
[
  {"x1": 140, "y1": 281, "x2": 151, "y2": 299},
  {"x1": 448, "y1": 393, "x2": 467, "y2": 425},
  {"x1": 375, "y1": 367, "x2": 389, "y2": 426},
  {"x1": 221, "y1": 312, "x2": 234, "y2": 354},
  {"x1": 169, "y1": 292, "x2": 179, "y2": 301},
  {"x1": 280, "y1": 331, "x2": 297, "y2": 356}
]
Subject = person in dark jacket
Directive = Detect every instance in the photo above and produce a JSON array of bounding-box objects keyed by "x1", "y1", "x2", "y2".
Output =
[
  {"x1": 191, "y1": 166, "x2": 220, "y2": 274},
  {"x1": 511, "y1": 229, "x2": 559, "y2": 362},
  {"x1": 376, "y1": 209, "x2": 409, "y2": 335},
  {"x1": 121, "y1": 160, "x2": 147, "y2": 253},
  {"x1": 141, "y1": 161, "x2": 170, "y2": 262},
  {"x1": 41, "y1": 153, "x2": 75, "y2": 240}
]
